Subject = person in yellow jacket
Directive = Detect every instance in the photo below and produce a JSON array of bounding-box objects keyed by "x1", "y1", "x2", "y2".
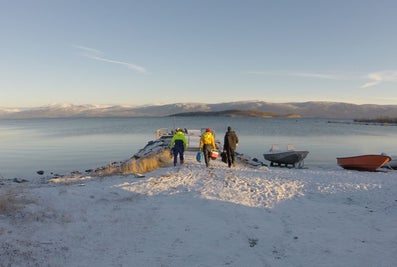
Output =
[
  {"x1": 170, "y1": 128, "x2": 187, "y2": 166},
  {"x1": 199, "y1": 128, "x2": 216, "y2": 167}
]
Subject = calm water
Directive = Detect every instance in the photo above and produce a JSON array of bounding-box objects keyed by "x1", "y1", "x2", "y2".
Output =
[{"x1": 0, "y1": 117, "x2": 396, "y2": 178}]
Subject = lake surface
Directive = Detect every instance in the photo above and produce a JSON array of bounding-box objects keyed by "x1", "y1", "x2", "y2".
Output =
[{"x1": 0, "y1": 117, "x2": 396, "y2": 178}]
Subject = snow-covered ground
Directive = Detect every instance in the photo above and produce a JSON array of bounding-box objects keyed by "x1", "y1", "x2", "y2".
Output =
[{"x1": 1, "y1": 151, "x2": 396, "y2": 267}]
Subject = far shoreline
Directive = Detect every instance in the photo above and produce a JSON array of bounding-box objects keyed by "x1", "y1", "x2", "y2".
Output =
[{"x1": 328, "y1": 119, "x2": 397, "y2": 126}]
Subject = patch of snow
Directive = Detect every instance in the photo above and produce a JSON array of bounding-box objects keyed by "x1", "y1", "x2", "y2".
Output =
[{"x1": 1, "y1": 151, "x2": 396, "y2": 266}]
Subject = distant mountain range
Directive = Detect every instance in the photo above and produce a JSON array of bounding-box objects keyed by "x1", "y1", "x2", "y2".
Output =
[
  {"x1": 170, "y1": 109, "x2": 301, "y2": 118},
  {"x1": 1, "y1": 101, "x2": 397, "y2": 119}
]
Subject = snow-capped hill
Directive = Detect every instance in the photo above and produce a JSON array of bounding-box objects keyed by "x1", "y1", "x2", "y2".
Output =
[
  {"x1": 1, "y1": 101, "x2": 397, "y2": 119},
  {"x1": 174, "y1": 103, "x2": 211, "y2": 111},
  {"x1": 0, "y1": 107, "x2": 24, "y2": 113}
]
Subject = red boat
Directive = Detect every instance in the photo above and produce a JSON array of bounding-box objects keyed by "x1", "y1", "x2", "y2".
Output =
[{"x1": 337, "y1": 154, "x2": 392, "y2": 171}]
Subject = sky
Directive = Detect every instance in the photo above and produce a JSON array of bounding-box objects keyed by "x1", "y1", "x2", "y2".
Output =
[{"x1": 1, "y1": 0, "x2": 397, "y2": 108}]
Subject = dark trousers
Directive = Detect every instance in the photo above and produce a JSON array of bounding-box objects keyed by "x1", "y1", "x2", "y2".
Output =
[
  {"x1": 173, "y1": 146, "x2": 184, "y2": 166},
  {"x1": 202, "y1": 144, "x2": 213, "y2": 167},
  {"x1": 226, "y1": 147, "x2": 235, "y2": 167}
]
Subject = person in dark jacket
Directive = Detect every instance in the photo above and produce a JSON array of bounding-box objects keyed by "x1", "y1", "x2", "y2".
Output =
[
  {"x1": 170, "y1": 128, "x2": 187, "y2": 166},
  {"x1": 223, "y1": 126, "x2": 239, "y2": 167}
]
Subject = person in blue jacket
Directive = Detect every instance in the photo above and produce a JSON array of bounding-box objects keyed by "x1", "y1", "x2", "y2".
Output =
[{"x1": 170, "y1": 128, "x2": 187, "y2": 166}]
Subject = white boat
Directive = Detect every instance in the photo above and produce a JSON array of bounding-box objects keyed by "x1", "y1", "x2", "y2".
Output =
[
  {"x1": 263, "y1": 144, "x2": 309, "y2": 168},
  {"x1": 155, "y1": 128, "x2": 220, "y2": 152}
]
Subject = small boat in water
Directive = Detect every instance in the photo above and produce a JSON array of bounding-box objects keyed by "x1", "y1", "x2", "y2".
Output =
[
  {"x1": 263, "y1": 144, "x2": 309, "y2": 168},
  {"x1": 336, "y1": 154, "x2": 391, "y2": 171},
  {"x1": 155, "y1": 128, "x2": 220, "y2": 151},
  {"x1": 155, "y1": 128, "x2": 202, "y2": 151}
]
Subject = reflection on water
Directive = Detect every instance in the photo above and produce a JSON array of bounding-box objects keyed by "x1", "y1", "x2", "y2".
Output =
[{"x1": 0, "y1": 117, "x2": 396, "y2": 178}]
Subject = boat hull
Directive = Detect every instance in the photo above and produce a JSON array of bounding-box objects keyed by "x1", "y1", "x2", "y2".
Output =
[
  {"x1": 382, "y1": 155, "x2": 397, "y2": 170},
  {"x1": 337, "y1": 154, "x2": 391, "y2": 171},
  {"x1": 263, "y1": 151, "x2": 309, "y2": 167}
]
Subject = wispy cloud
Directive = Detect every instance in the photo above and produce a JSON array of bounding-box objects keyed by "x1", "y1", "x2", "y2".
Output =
[
  {"x1": 73, "y1": 45, "x2": 147, "y2": 74},
  {"x1": 361, "y1": 70, "x2": 397, "y2": 88},
  {"x1": 246, "y1": 71, "x2": 347, "y2": 80},
  {"x1": 287, "y1": 72, "x2": 344, "y2": 80},
  {"x1": 87, "y1": 55, "x2": 147, "y2": 73},
  {"x1": 248, "y1": 70, "x2": 397, "y2": 88},
  {"x1": 73, "y1": 45, "x2": 104, "y2": 56}
]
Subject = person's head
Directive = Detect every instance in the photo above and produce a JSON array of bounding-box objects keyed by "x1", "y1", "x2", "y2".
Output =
[
  {"x1": 176, "y1": 128, "x2": 182, "y2": 133},
  {"x1": 206, "y1": 128, "x2": 211, "y2": 132},
  {"x1": 227, "y1": 126, "x2": 231, "y2": 132}
]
